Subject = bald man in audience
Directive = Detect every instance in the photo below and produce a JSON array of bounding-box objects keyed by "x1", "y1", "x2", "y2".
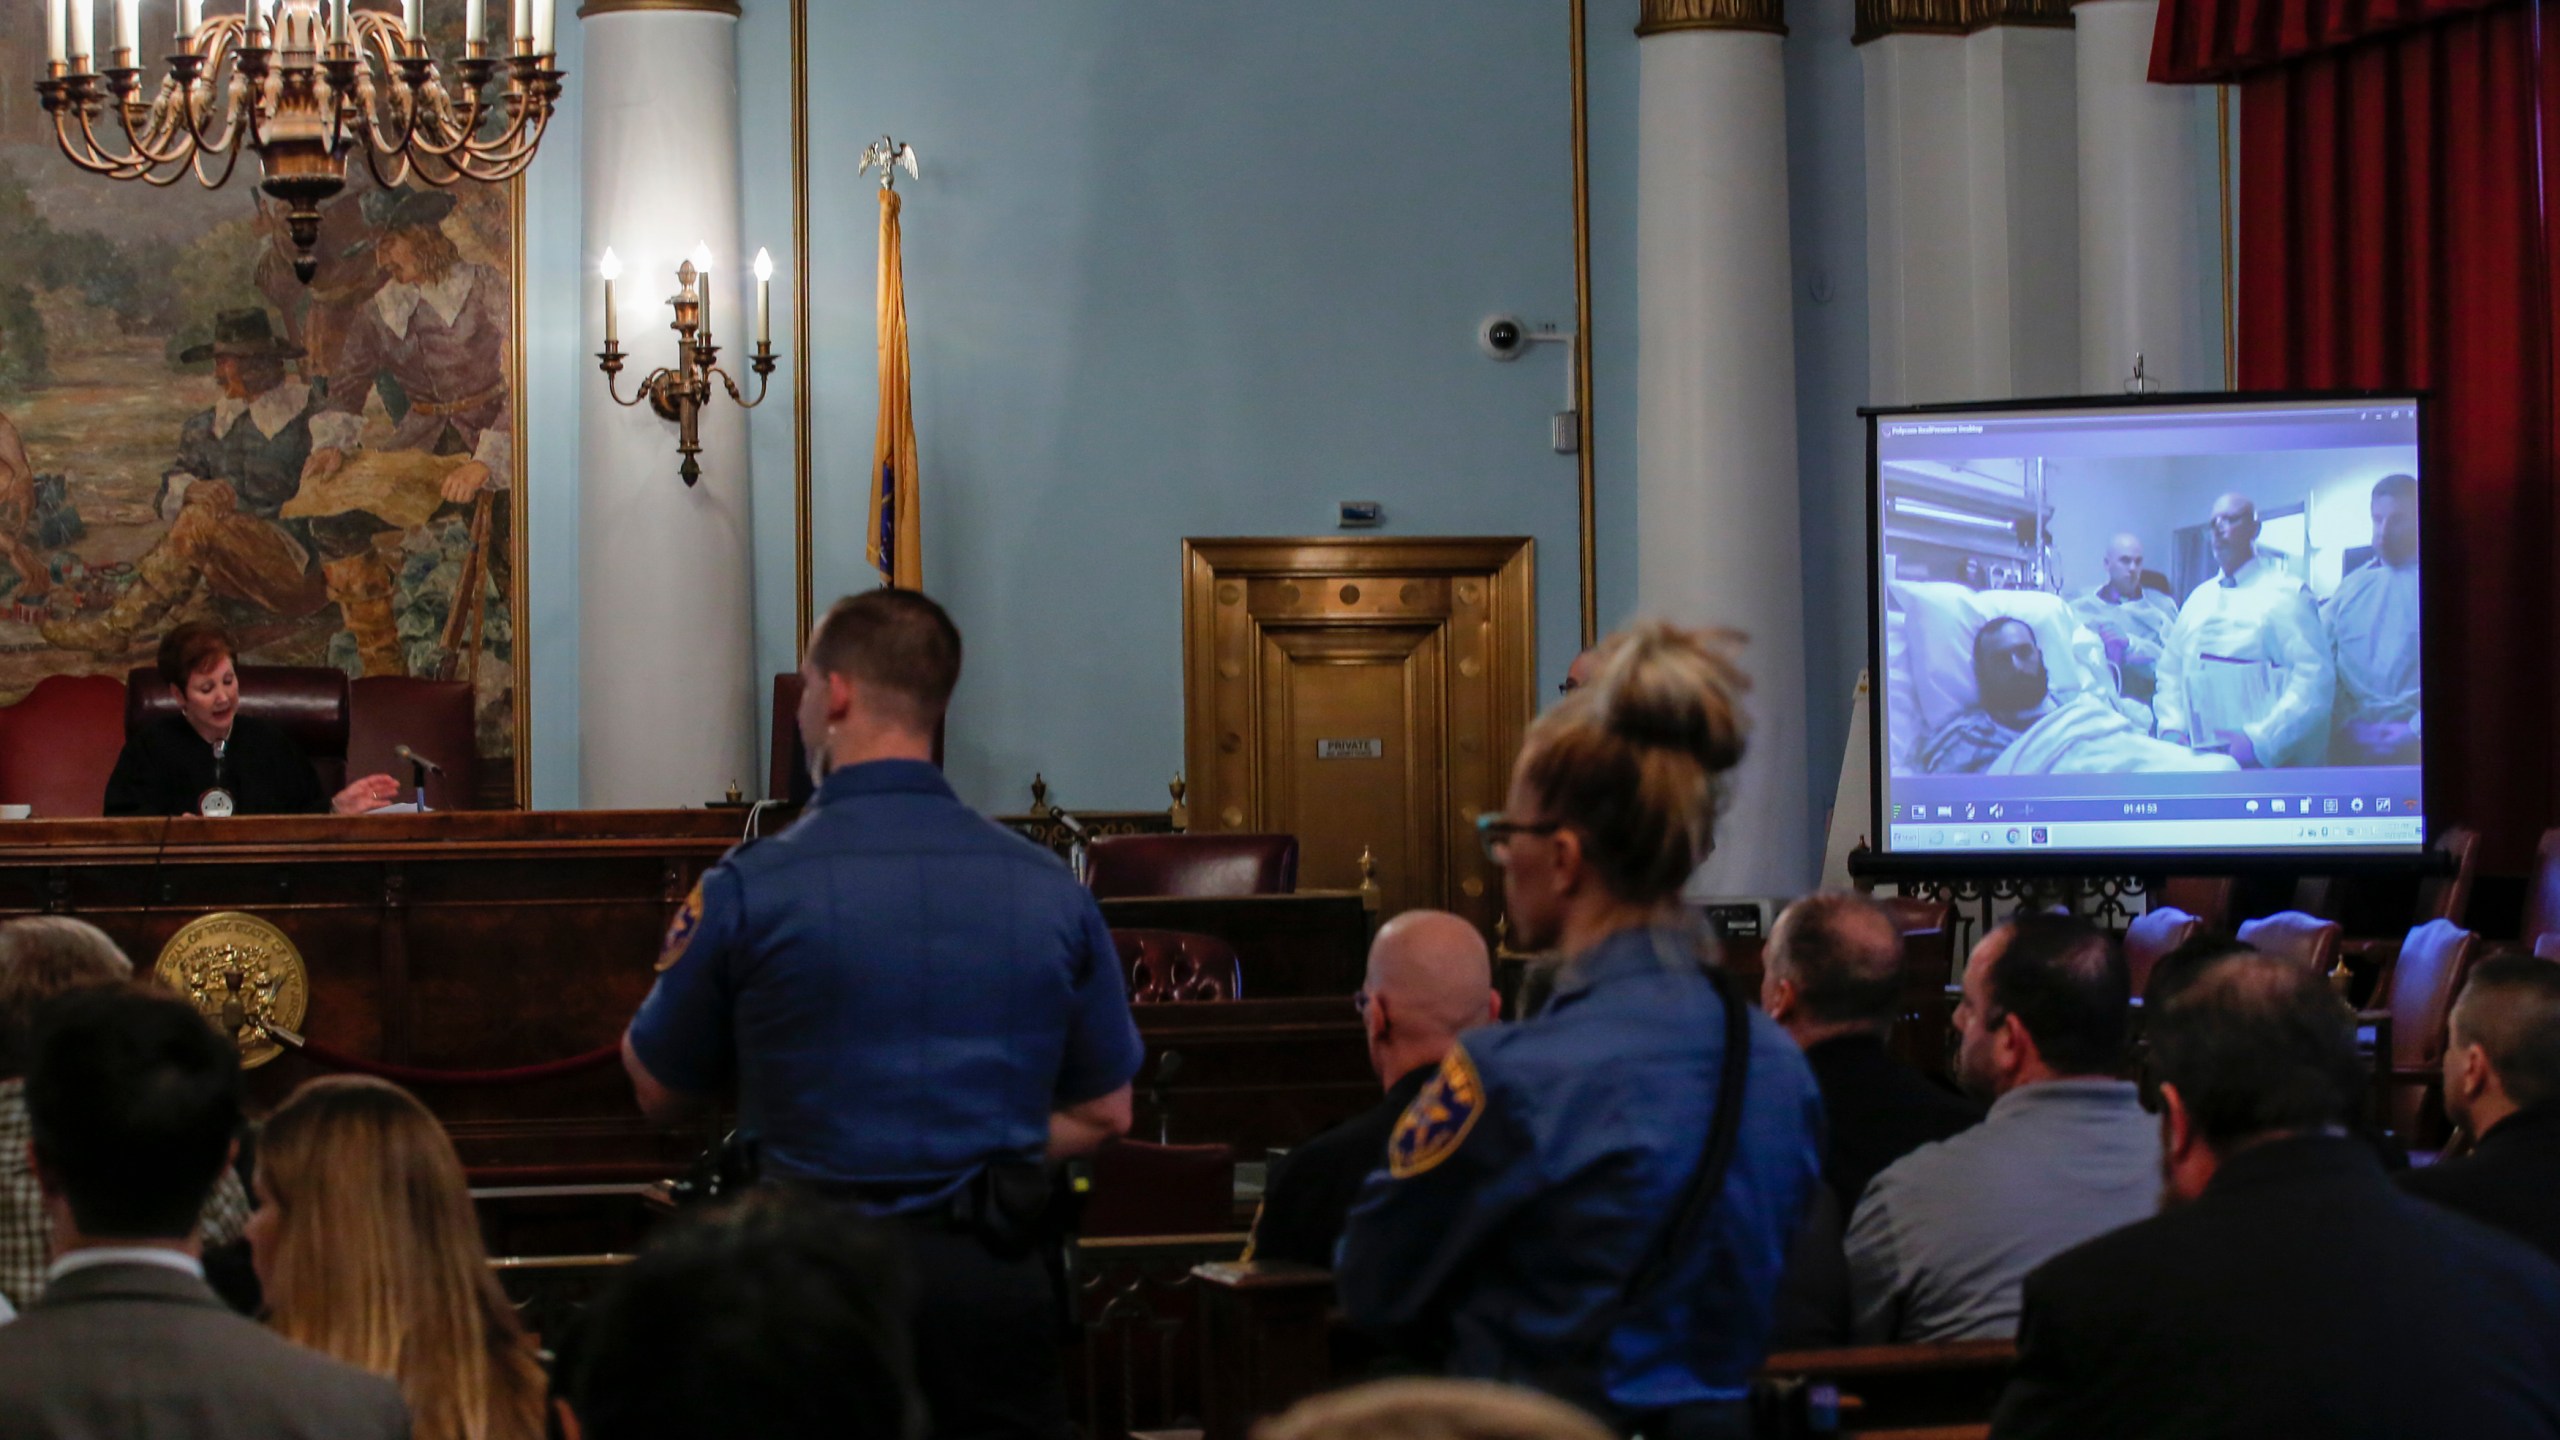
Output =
[
  {"x1": 2399, "y1": 957, "x2": 2560, "y2": 1265},
  {"x1": 1846, "y1": 915, "x2": 2157, "y2": 1342},
  {"x1": 1246, "y1": 910, "x2": 1499, "y2": 1268},
  {"x1": 1761, "y1": 893, "x2": 1982, "y2": 1212},
  {"x1": 1993, "y1": 955, "x2": 2560, "y2": 1440}
]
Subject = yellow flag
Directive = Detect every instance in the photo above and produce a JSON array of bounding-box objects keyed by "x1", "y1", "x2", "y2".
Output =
[{"x1": 867, "y1": 187, "x2": 922, "y2": 588}]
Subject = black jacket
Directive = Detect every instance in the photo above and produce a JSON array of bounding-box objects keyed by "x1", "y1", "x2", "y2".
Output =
[
  {"x1": 2399, "y1": 1106, "x2": 2560, "y2": 1267},
  {"x1": 1994, "y1": 1134, "x2": 2560, "y2": 1440},
  {"x1": 1803, "y1": 1032, "x2": 1984, "y2": 1210},
  {"x1": 1248, "y1": 1066, "x2": 1431, "y2": 1269},
  {"x1": 103, "y1": 713, "x2": 327, "y2": 817}
]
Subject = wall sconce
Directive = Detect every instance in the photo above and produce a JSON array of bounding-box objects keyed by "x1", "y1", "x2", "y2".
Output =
[{"x1": 596, "y1": 243, "x2": 779, "y2": 486}]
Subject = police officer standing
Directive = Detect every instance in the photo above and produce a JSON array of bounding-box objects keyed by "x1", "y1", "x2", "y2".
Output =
[
  {"x1": 621, "y1": 589, "x2": 1143, "y2": 1440},
  {"x1": 1336, "y1": 623, "x2": 1825, "y2": 1439}
]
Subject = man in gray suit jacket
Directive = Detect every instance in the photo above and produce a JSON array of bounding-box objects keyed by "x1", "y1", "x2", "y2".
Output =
[{"x1": 0, "y1": 985, "x2": 409, "y2": 1440}]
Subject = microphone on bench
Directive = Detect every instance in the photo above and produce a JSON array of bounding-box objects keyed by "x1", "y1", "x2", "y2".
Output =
[
  {"x1": 393, "y1": 744, "x2": 447, "y2": 777},
  {"x1": 393, "y1": 746, "x2": 445, "y2": 813},
  {"x1": 1053, "y1": 808, "x2": 1091, "y2": 884}
]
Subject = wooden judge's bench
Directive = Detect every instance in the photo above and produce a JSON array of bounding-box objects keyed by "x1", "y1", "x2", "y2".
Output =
[{"x1": 0, "y1": 810, "x2": 746, "y2": 1180}]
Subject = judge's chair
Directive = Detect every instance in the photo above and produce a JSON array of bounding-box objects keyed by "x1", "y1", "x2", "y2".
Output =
[
  {"x1": 347, "y1": 676, "x2": 481, "y2": 810},
  {"x1": 0, "y1": 674, "x2": 130, "y2": 818},
  {"x1": 1114, "y1": 929, "x2": 1243, "y2": 1003},
  {"x1": 1084, "y1": 833, "x2": 1298, "y2": 900},
  {"x1": 126, "y1": 665, "x2": 351, "y2": 795}
]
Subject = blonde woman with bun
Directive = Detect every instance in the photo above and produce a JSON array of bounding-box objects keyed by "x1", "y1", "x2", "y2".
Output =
[
  {"x1": 246, "y1": 1076, "x2": 546, "y2": 1440},
  {"x1": 1338, "y1": 623, "x2": 1825, "y2": 1439}
]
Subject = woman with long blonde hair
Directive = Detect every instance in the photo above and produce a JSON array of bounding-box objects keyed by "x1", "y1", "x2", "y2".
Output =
[{"x1": 247, "y1": 1075, "x2": 546, "y2": 1440}]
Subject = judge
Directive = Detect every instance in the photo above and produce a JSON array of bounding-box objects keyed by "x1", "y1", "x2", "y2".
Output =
[{"x1": 102, "y1": 622, "x2": 399, "y2": 817}]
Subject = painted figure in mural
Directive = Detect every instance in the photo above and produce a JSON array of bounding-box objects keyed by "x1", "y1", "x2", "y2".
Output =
[
  {"x1": 297, "y1": 188, "x2": 513, "y2": 677},
  {"x1": 256, "y1": 190, "x2": 390, "y2": 394},
  {"x1": 0, "y1": 412, "x2": 50, "y2": 616},
  {"x1": 43, "y1": 311, "x2": 329, "y2": 656}
]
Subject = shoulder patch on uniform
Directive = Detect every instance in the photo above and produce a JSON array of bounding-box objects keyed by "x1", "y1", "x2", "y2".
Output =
[
  {"x1": 1387, "y1": 1046, "x2": 1486, "y2": 1179},
  {"x1": 657, "y1": 883, "x2": 706, "y2": 972}
]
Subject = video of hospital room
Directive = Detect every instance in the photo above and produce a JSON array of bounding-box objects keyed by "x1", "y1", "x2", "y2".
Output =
[{"x1": 1871, "y1": 399, "x2": 2427, "y2": 858}]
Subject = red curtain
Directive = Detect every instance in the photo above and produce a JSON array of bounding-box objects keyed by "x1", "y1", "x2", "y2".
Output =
[{"x1": 2149, "y1": 0, "x2": 2560, "y2": 869}]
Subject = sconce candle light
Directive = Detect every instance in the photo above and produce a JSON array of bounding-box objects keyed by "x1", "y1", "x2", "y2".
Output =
[{"x1": 596, "y1": 243, "x2": 781, "y2": 488}]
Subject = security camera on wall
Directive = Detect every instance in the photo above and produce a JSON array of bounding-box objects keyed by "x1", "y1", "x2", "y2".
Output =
[{"x1": 1479, "y1": 314, "x2": 1530, "y2": 361}]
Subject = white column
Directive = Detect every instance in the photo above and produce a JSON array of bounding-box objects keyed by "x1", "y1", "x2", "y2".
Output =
[
  {"x1": 578, "y1": 1, "x2": 754, "y2": 807},
  {"x1": 1865, "y1": 23, "x2": 2081, "y2": 405},
  {"x1": 1635, "y1": 16, "x2": 1811, "y2": 898},
  {"x1": 2076, "y1": 0, "x2": 2220, "y2": 393}
]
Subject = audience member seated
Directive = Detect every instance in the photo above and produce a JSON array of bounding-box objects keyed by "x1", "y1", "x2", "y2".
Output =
[
  {"x1": 1847, "y1": 915, "x2": 2155, "y2": 1342},
  {"x1": 0, "y1": 916, "x2": 250, "y2": 1314},
  {"x1": 552, "y1": 1191, "x2": 923, "y2": 1440},
  {"x1": 1248, "y1": 910, "x2": 1498, "y2": 1268},
  {"x1": 1992, "y1": 954, "x2": 2560, "y2": 1439},
  {"x1": 2398, "y1": 957, "x2": 2560, "y2": 1264},
  {"x1": 1257, "y1": 1378, "x2": 1616, "y2": 1440},
  {"x1": 249, "y1": 1075, "x2": 547, "y2": 1440},
  {"x1": 1762, "y1": 892, "x2": 1984, "y2": 1212},
  {"x1": 0, "y1": 985, "x2": 408, "y2": 1438}
]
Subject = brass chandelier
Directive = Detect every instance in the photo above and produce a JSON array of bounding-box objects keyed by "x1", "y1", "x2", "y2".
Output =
[{"x1": 36, "y1": 0, "x2": 566, "y2": 283}]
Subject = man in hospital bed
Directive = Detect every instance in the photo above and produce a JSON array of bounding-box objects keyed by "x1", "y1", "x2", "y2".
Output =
[{"x1": 1919, "y1": 617, "x2": 2241, "y2": 776}]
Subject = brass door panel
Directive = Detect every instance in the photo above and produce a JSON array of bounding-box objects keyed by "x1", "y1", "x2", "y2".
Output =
[{"x1": 1182, "y1": 538, "x2": 1534, "y2": 936}]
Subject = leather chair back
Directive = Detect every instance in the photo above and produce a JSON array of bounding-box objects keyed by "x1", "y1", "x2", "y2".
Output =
[
  {"x1": 2537, "y1": 933, "x2": 2560, "y2": 962},
  {"x1": 2155, "y1": 876, "x2": 2235, "y2": 930},
  {"x1": 1080, "y1": 1139, "x2": 1236, "y2": 1238},
  {"x1": 2527, "y1": 829, "x2": 2560, "y2": 958},
  {"x1": 1114, "y1": 929, "x2": 1243, "y2": 1003},
  {"x1": 127, "y1": 665, "x2": 351, "y2": 794},
  {"x1": 1876, "y1": 895, "x2": 1957, "y2": 993},
  {"x1": 2124, "y1": 906, "x2": 2204, "y2": 994},
  {"x1": 0, "y1": 674, "x2": 130, "y2": 818},
  {"x1": 1085, "y1": 833, "x2": 1299, "y2": 900},
  {"x1": 2378, "y1": 919, "x2": 2482, "y2": 1144},
  {"x1": 2236, "y1": 911, "x2": 2343, "y2": 977},
  {"x1": 2416, "y1": 826, "x2": 2480, "y2": 926},
  {"x1": 348, "y1": 677, "x2": 480, "y2": 810}
]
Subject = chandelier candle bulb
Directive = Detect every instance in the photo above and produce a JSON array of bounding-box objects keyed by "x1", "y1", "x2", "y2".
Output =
[
  {"x1": 532, "y1": 0, "x2": 553, "y2": 57},
  {"x1": 754, "y1": 248, "x2": 772, "y2": 347},
  {"x1": 45, "y1": 0, "x2": 64, "y2": 64},
  {"x1": 180, "y1": 0, "x2": 200, "y2": 38},
  {"x1": 512, "y1": 0, "x2": 530, "y2": 51},
  {"x1": 112, "y1": 0, "x2": 135, "y2": 57},
  {"x1": 69, "y1": 0, "x2": 91, "y2": 61}
]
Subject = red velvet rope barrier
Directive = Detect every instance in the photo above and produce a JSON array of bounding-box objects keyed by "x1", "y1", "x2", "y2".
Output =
[{"x1": 278, "y1": 1035, "x2": 623, "y2": 1088}]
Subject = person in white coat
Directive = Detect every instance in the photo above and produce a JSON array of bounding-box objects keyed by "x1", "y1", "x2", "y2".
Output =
[
  {"x1": 2153, "y1": 493, "x2": 2334, "y2": 770},
  {"x1": 2328, "y1": 474, "x2": 2423, "y2": 766}
]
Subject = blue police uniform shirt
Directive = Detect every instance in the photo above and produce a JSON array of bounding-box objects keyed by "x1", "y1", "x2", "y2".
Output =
[
  {"x1": 626, "y1": 759, "x2": 1145, "y2": 1212},
  {"x1": 1336, "y1": 923, "x2": 1825, "y2": 1416}
]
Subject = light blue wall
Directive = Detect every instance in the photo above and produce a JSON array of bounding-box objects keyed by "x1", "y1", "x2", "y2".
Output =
[
  {"x1": 523, "y1": 15, "x2": 585, "y2": 809},
  {"x1": 1785, "y1": 0, "x2": 1875, "y2": 838},
  {"x1": 733, "y1": 3, "x2": 1640, "y2": 814}
]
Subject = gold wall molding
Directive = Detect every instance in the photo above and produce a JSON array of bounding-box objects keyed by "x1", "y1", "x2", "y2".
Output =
[
  {"x1": 1854, "y1": 0, "x2": 2071, "y2": 43},
  {"x1": 578, "y1": 0, "x2": 741, "y2": 17},
  {"x1": 1637, "y1": 0, "x2": 1788, "y2": 35},
  {"x1": 792, "y1": 0, "x2": 813, "y2": 643}
]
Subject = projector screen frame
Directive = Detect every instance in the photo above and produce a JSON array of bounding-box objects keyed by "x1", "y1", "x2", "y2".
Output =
[{"x1": 1855, "y1": 388, "x2": 2443, "y2": 880}]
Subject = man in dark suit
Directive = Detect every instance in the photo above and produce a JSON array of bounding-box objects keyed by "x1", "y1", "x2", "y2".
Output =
[
  {"x1": 1993, "y1": 954, "x2": 2560, "y2": 1440},
  {"x1": 2400, "y1": 956, "x2": 2560, "y2": 1264},
  {"x1": 0, "y1": 985, "x2": 410, "y2": 1440},
  {"x1": 1246, "y1": 910, "x2": 1498, "y2": 1268},
  {"x1": 1761, "y1": 892, "x2": 1982, "y2": 1211}
]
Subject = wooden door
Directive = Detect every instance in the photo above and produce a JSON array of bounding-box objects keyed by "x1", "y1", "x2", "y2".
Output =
[{"x1": 1182, "y1": 539, "x2": 1534, "y2": 935}]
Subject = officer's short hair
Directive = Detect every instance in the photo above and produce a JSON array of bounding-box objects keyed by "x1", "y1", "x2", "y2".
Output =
[
  {"x1": 808, "y1": 589, "x2": 962, "y2": 731},
  {"x1": 1984, "y1": 913, "x2": 2129, "y2": 1077},
  {"x1": 2451, "y1": 957, "x2": 2560, "y2": 1112},
  {"x1": 554, "y1": 1191, "x2": 923, "y2": 1440},
  {"x1": 2148, "y1": 952, "x2": 2363, "y2": 1149},
  {"x1": 1767, "y1": 893, "x2": 1904, "y2": 1029}
]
